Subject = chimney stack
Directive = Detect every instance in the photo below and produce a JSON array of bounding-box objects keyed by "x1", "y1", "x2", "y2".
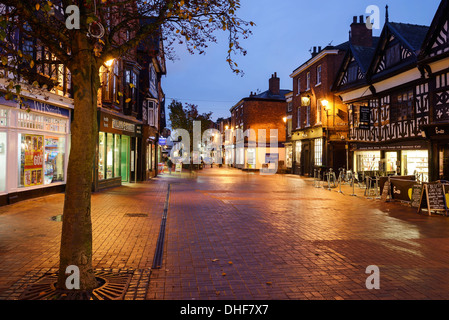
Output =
[
  {"x1": 269, "y1": 72, "x2": 280, "y2": 96},
  {"x1": 350, "y1": 15, "x2": 373, "y2": 47}
]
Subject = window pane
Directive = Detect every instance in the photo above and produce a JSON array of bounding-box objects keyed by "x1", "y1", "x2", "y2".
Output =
[
  {"x1": 314, "y1": 138, "x2": 322, "y2": 166},
  {"x1": 98, "y1": 132, "x2": 105, "y2": 180},
  {"x1": 114, "y1": 134, "x2": 121, "y2": 177},
  {"x1": 0, "y1": 132, "x2": 6, "y2": 192},
  {"x1": 19, "y1": 134, "x2": 44, "y2": 187},
  {"x1": 44, "y1": 136, "x2": 65, "y2": 184},
  {"x1": 107, "y1": 133, "x2": 114, "y2": 179}
]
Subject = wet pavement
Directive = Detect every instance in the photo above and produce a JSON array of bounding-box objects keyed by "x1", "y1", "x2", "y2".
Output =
[{"x1": 2, "y1": 166, "x2": 449, "y2": 300}]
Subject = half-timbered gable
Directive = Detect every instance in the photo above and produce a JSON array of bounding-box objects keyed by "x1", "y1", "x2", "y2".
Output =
[
  {"x1": 419, "y1": 0, "x2": 449, "y2": 61},
  {"x1": 418, "y1": 0, "x2": 449, "y2": 181}
]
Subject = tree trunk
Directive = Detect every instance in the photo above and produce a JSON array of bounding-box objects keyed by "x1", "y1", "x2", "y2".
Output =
[{"x1": 56, "y1": 34, "x2": 99, "y2": 292}]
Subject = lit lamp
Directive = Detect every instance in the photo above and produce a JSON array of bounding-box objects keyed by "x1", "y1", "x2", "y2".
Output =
[
  {"x1": 104, "y1": 59, "x2": 114, "y2": 67},
  {"x1": 283, "y1": 116, "x2": 287, "y2": 123},
  {"x1": 225, "y1": 125, "x2": 229, "y2": 130},
  {"x1": 322, "y1": 99, "x2": 331, "y2": 127}
]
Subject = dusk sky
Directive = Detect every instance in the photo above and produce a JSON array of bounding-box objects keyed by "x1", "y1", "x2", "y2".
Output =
[{"x1": 162, "y1": 0, "x2": 441, "y2": 125}]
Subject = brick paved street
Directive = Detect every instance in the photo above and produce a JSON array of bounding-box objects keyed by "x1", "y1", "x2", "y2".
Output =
[{"x1": 2, "y1": 167, "x2": 449, "y2": 300}]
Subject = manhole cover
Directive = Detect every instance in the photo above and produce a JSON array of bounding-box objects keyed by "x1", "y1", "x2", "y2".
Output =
[
  {"x1": 124, "y1": 213, "x2": 148, "y2": 217},
  {"x1": 19, "y1": 269, "x2": 133, "y2": 300}
]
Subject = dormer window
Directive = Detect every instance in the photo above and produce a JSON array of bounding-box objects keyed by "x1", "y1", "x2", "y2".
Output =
[
  {"x1": 385, "y1": 43, "x2": 400, "y2": 68},
  {"x1": 348, "y1": 63, "x2": 358, "y2": 83}
]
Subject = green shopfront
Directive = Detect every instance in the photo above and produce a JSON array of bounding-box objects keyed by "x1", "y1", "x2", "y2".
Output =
[{"x1": 95, "y1": 110, "x2": 142, "y2": 191}]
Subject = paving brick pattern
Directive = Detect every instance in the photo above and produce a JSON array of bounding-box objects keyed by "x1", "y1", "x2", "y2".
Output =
[{"x1": 2, "y1": 167, "x2": 449, "y2": 300}]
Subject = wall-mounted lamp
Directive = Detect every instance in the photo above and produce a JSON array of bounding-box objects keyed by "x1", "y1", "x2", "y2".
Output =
[
  {"x1": 283, "y1": 116, "x2": 287, "y2": 123},
  {"x1": 321, "y1": 99, "x2": 330, "y2": 111},
  {"x1": 104, "y1": 59, "x2": 115, "y2": 67}
]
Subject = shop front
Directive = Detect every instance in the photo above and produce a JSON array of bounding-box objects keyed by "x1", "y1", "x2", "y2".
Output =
[
  {"x1": 422, "y1": 124, "x2": 449, "y2": 182},
  {"x1": 95, "y1": 110, "x2": 142, "y2": 191},
  {"x1": 0, "y1": 96, "x2": 71, "y2": 205},
  {"x1": 351, "y1": 140, "x2": 430, "y2": 181}
]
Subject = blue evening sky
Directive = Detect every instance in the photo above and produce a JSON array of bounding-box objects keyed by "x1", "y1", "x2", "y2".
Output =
[{"x1": 162, "y1": 0, "x2": 441, "y2": 125}]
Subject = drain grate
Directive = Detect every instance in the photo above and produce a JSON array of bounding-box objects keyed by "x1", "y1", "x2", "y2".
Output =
[
  {"x1": 124, "y1": 213, "x2": 148, "y2": 217},
  {"x1": 18, "y1": 269, "x2": 133, "y2": 300}
]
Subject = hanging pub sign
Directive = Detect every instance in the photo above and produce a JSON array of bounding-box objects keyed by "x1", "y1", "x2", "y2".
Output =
[
  {"x1": 359, "y1": 106, "x2": 370, "y2": 130},
  {"x1": 417, "y1": 182, "x2": 448, "y2": 216}
]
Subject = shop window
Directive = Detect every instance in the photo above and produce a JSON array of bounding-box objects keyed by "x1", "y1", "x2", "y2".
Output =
[
  {"x1": 247, "y1": 148, "x2": 256, "y2": 169},
  {"x1": 0, "y1": 108, "x2": 8, "y2": 126},
  {"x1": 354, "y1": 151, "x2": 380, "y2": 172},
  {"x1": 106, "y1": 133, "x2": 114, "y2": 179},
  {"x1": 385, "y1": 152, "x2": 397, "y2": 172},
  {"x1": 18, "y1": 134, "x2": 44, "y2": 187},
  {"x1": 390, "y1": 89, "x2": 414, "y2": 122},
  {"x1": 402, "y1": 150, "x2": 428, "y2": 181},
  {"x1": 314, "y1": 138, "x2": 322, "y2": 166},
  {"x1": 114, "y1": 134, "x2": 121, "y2": 177},
  {"x1": 44, "y1": 136, "x2": 65, "y2": 184},
  {"x1": 295, "y1": 142, "x2": 302, "y2": 166},
  {"x1": 98, "y1": 132, "x2": 105, "y2": 180},
  {"x1": 286, "y1": 146, "x2": 293, "y2": 168},
  {"x1": 0, "y1": 132, "x2": 6, "y2": 192}
]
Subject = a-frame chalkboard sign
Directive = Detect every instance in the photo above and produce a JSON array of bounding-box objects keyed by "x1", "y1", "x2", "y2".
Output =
[{"x1": 417, "y1": 182, "x2": 449, "y2": 216}]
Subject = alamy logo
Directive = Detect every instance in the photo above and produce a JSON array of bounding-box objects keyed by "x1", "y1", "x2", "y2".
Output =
[
  {"x1": 65, "y1": 265, "x2": 80, "y2": 290},
  {"x1": 65, "y1": 5, "x2": 80, "y2": 30},
  {"x1": 366, "y1": 5, "x2": 381, "y2": 30}
]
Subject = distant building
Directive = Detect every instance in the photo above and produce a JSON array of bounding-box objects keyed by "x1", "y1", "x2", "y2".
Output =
[{"x1": 229, "y1": 73, "x2": 290, "y2": 172}]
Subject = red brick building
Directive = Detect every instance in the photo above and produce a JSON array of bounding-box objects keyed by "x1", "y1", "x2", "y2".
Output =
[
  {"x1": 228, "y1": 73, "x2": 290, "y2": 171},
  {"x1": 288, "y1": 16, "x2": 375, "y2": 177}
]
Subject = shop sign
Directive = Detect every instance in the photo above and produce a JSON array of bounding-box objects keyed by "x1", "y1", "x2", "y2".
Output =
[
  {"x1": 0, "y1": 93, "x2": 70, "y2": 118},
  {"x1": 359, "y1": 106, "x2": 370, "y2": 129},
  {"x1": 100, "y1": 112, "x2": 140, "y2": 137},
  {"x1": 112, "y1": 118, "x2": 135, "y2": 133},
  {"x1": 355, "y1": 141, "x2": 428, "y2": 151}
]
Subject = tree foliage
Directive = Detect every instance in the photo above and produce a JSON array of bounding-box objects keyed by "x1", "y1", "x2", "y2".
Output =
[
  {"x1": 168, "y1": 99, "x2": 214, "y2": 148},
  {"x1": 0, "y1": 0, "x2": 254, "y2": 97}
]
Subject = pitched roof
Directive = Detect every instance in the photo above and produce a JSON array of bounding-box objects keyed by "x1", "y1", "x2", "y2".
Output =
[
  {"x1": 388, "y1": 22, "x2": 430, "y2": 53},
  {"x1": 418, "y1": 0, "x2": 449, "y2": 60},
  {"x1": 250, "y1": 89, "x2": 291, "y2": 101},
  {"x1": 351, "y1": 37, "x2": 380, "y2": 73}
]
